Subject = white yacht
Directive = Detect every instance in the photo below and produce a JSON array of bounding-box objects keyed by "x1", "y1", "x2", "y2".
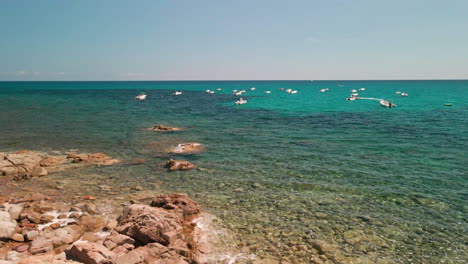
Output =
[
  {"x1": 235, "y1": 98, "x2": 247, "y2": 105},
  {"x1": 320, "y1": 88, "x2": 329, "y2": 92},
  {"x1": 173, "y1": 91, "x2": 182, "y2": 96},
  {"x1": 401, "y1": 93, "x2": 408, "y2": 96},
  {"x1": 265, "y1": 91, "x2": 271, "y2": 94},
  {"x1": 250, "y1": 87, "x2": 256, "y2": 91},
  {"x1": 135, "y1": 93, "x2": 147, "y2": 101},
  {"x1": 359, "y1": 88, "x2": 366, "y2": 91},
  {"x1": 395, "y1": 91, "x2": 402, "y2": 94},
  {"x1": 380, "y1": 100, "x2": 396, "y2": 107}
]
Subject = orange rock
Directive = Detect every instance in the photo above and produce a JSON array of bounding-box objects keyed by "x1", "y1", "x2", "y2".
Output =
[
  {"x1": 40, "y1": 156, "x2": 66, "y2": 167},
  {"x1": 83, "y1": 196, "x2": 96, "y2": 200}
]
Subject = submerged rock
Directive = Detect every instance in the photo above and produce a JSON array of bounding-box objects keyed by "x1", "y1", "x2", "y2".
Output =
[
  {"x1": 168, "y1": 143, "x2": 205, "y2": 155},
  {"x1": 165, "y1": 159, "x2": 197, "y2": 171},
  {"x1": 148, "y1": 124, "x2": 182, "y2": 132}
]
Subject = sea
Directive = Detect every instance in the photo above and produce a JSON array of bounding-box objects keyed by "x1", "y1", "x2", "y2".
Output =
[{"x1": 0, "y1": 80, "x2": 466, "y2": 263}]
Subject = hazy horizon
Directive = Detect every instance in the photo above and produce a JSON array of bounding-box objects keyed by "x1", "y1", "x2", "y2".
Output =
[{"x1": 2, "y1": 0, "x2": 467, "y2": 81}]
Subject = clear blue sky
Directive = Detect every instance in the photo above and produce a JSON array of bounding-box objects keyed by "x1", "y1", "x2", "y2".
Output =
[{"x1": 1, "y1": 0, "x2": 467, "y2": 80}]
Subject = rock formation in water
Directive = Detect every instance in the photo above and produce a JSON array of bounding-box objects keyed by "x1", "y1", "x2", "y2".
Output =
[
  {"x1": 148, "y1": 124, "x2": 182, "y2": 132},
  {"x1": 0, "y1": 150, "x2": 121, "y2": 180},
  {"x1": 165, "y1": 159, "x2": 197, "y2": 171}
]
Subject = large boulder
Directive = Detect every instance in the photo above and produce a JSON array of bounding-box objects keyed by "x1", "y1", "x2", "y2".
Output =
[
  {"x1": 39, "y1": 156, "x2": 66, "y2": 167},
  {"x1": 5, "y1": 151, "x2": 44, "y2": 174},
  {"x1": 115, "y1": 242, "x2": 189, "y2": 264},
  {"x1": 165, "y1": 159, "x2": 197, "y2": 171},
  {"x1": 0, "y1": 159, "x2": 17, "y2": 176},
  {"x1": 0, "y1": 211, "x2": 17, "y2": 239},
  {"x1": 116, "y1": 204, "x2": 183, "y2": 246}
]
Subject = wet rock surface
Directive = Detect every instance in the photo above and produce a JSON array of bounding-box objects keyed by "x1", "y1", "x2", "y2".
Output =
[
  {"x1": 148, "y1": 124, "x2": 182, "y2": 132},
  {"x1": 168, "y1": 143, "x2": 206, "y2": 155},
  {"x1": 165, "y1": 159, "x2": 197, "y2": 171}
]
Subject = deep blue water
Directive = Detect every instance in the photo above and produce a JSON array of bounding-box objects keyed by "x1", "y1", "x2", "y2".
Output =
[{"x1": 0, "y1": 81, "x2": 467, "y2": 263}]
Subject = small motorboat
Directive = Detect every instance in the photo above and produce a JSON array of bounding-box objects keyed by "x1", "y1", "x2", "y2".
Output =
[
  {"x1": 235, "y1": 98, "x2": 247, "y2": 105},
  {"x1": 359, "y1": 88, "x2": 366, "y2": 91},
  {"x1": 279, "y1": 88, "x2": 284, "y2": 90},
  {"x1": 351, "y1": 93, "x2": 359, "y2": 96},
  {"x1": 401, "y1": 93, "x2": 408, "y2": 96},
  {"x1": 265, "y1": 91, "x2": 271, "y2": 94},
  {"x1": 289, "y1": 90, "x2": 298, "y2": 94},
  {"x1": 346, "y1": 96, "x2": 357, "y2": 101},
  {"x1": 380, "y1": 100, "x2": 396, "y2": 107},
  {"x1": 285, "y1": 89, "x2": 292, "y2": 93},
  {"x1": 320, "y1": 88, "x2": 329, "y2": 92},
  {"x1": 444, "y1": 103, "x2": 452, "y2": 106},
  {"x1": 250, "y1": 87, "x2": 256, "y2": 91},
  {"x1": 173, "y1": 91, "x2": 182, "y2": 96},
  {"x1": 233, "y1": 91, "x2": 242, "y2": 96},
  {"x1": 205, "y1": 90, "x2": 211, "y2": 93},
  {"x1": 217, "y1": 88, "x2": 222, "y2": 91},
  {"x1": 350, "y1": 89, "x2": 357, "y2": 93},
  {"x1": 135, "y1": 93, "x2": 147, "y2": 101},
  {"x1": 209, "y1": 91, "x2": 215, "y2": 94},
  {"x1": 233, "y1": 90, "x2": 238, "y2": 92},
  {"x1": 395, "y1": 91, "x2": 402, "y2": 94}
]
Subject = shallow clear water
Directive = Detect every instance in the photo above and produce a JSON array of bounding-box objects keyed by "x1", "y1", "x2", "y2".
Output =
[{"x1": 0, "y1": 81, "x2": 467, "y2": 263}]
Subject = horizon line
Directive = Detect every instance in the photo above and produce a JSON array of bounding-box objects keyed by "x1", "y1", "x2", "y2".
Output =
[{"x1": 1, "y1": 78, "x2": 468, "y2": 82}]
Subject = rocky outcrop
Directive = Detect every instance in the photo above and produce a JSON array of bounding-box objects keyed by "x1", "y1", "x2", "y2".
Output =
[
  {"x1": 165, "y1": 159, "x2": 197, "y2": 171},
  {"x1": 147, "y1": 125, "x2": 182, "y2": 132},
  {"x1": 168, "y1": 143, "x2": 205, "y2": 155},
  {"x1": 0, "y1": 150, "x2": 120, "y2": 179}
]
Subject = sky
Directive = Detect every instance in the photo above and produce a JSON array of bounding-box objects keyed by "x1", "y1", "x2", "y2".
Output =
[{"x1": 1, "y1": 0, "x2": 467, "y2": 81}]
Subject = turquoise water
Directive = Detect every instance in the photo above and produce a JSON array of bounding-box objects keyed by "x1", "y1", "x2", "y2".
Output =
[{"x1": 0, "y1": 81, "x2": 467, "y2": 263}]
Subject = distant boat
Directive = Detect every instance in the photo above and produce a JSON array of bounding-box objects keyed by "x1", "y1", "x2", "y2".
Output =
[
  {"x1": 209, "y1": 91, "x2": 215, "y2": 94},
  {"x1": 279, "y1": 88, "x2": 284, "y2": 90},
  {"x1": 217, "y1": 88, "x2": 222, "y2": 91},
  {"x1": 351, "y1": 93, "x2": 359, "y2": 96},
  {"x1": 233, "y1": 91, "x2": 242, "y2": 96},
  {"x1": 250, "y1": 87, "x2": 256, "y2": 91},
  {"x1": 401, "y1": 93, "x2": 408, "y2": 96},
  {"x1": 395, "y1": 91, "x2": 402, "y2": 94},
  {"x1": 235, "y1": 97, "x2": 247, "y2": 105},
  {"x1": 444, "y1": 103, "x2": 452, "y2": 106},
  {"x1": 359, "y1": 88, "x2": 365, "y2": 91},
  {"x1": 320, "y1": 88, "x2": 329, "y2": 92},
  {"x1": 135, "y1": 93, "x2": 147, "y2": 101},
  {"x1": 265, "y1": 91, "x2": 271, "y2": 94},
  {"x1": 205, "y1": 90, "x2": 211, "y2": 93},
  {"x1": 380, "y1": 100, "x2": 396, "y2": 107},
  {"x1": 289, "y1": 90, "x2": 298, "y2": 94},
  {"x1": 285, "y1": 89, "x2": 292, "y2": 93},
  {"x1": 346, "y1": 96, "x2": 357, "y2": 101},
  {"x1": 173, "y1": 91, "x2": 182, "y2": 96},
  {"x1": 350, "y1": 89, "x2": 357, "y2": 93}
]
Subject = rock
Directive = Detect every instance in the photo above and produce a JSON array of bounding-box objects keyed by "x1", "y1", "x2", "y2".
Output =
[
  {"x1": 6, "y1": 251, "x2": 26, "y2": 262},
  {"x1": 149, "y1": 125, "x2": 182, "y2": 132},
  {"x1": 165, "y1": 159, "x2": 197, "y2": 171},
  {"x1": 67, "y1": 242, "x2": 115, "y2": 264},
  {"x1": 70, "y1": 212, "x2": 81, "y2": 219},
  {"x1": 36, "y1": 225, "x2": 84, "y2": 249},
  {"x1": 115, "y1": 204, "x2": 184, "y2": 246},
  {"x1": 82, "y1": 232, "x2": 104, "y2": 242},
  {"x1": 103, "y1": 232, "x2": 135, "y2": 250},
  {"x1": 151, "y1": 193, "x2": 201, "y2": 222},
  {"x1": 13, "y1": 244, "x2": 30, "y2": 253},
  {"x1": 115, "y1": 242, "x2": 189, "y2": 264},
  {"x1": 8, "y1": 204, "x2": 23, "y2": 220},
  {"x1": 0, "y1": 211, "x2": 17, "y2": 239},
  {"x1": 0, "y1": 158, "x2": 17, "y2": 176},
  {"x1": 25, "y1": 230, "x2": 39, "y2": 241},
  {"x1": 105, "y1": 219, "x2": 118, "y2": 230},
  {"x1": 30, "y1": 167, "x2": 48, "y2": 177},
  {"x1": 50, "y1": 223, "x2": 61, "y2": 229},
  {"x1": 131, "y1": 186, "x2": 143, "y2": 191},
  {"x1": 40, "y1": 214, "x2": 55, "y2": 223},
  {"x1": 58, "y1": 213, "x2": 68, "y2": 219},
  {"x1": 5, "y1": 151, "x2": 44, "y2": 174},
  {"x1": 168, "y1": 143, "x2": 205, "y2": 155},
  {"x1": 29, "y1": 237, "x2": 54, "y2": 254},
  {"x1": 83, "y1": 203, "x2": 97, "y2": 214},
  {"x1": 67, "y1": 152, "x2": 120, "y2": 166},
  {"x1": 39, "y1": 156, "x2": 66, "y2": 167},
  {"x1": 11, "y1": 233, "x2": 24, "y2": 242},
  {"x1": 80, "y1": 215, "x2": 105, "y2": 232},
  {"x1": 128, "y1": 158, "x2": 146, "y2": 165}
]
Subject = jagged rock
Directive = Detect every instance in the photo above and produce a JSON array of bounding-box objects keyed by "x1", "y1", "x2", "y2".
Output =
[
  {"x1": 105, "y1": 219, "x2": 118, "y2": 230},
  {"x1": 0, "y1": 159, "x2": 17, "y2": 176},
  {"x1": 168, "y1": 143, "x2": 205, "y2": 155},
  {"x1": 103, "y1": 232, "x2": 135, "y2": 251},
  {"x1": 24, "y1": 230, "x2": 39, "y2": 241},
  {"x1": 115, "y1": 204, "x2": 183, "y2": 246},
  {"x1": 151, "y1": 193, "x2": 201, "y2": 222},
  {"x1": 29, "y1": 237, "x2": 54, "y2": 254},
  {"x1": 5, "y1": 151, "x2": 44, "y2": 173},
  {"x1": 67, "y1": 242, "x2": 116, "y2": 264},
  {"x1": 0, "y1": 211, "x2": 17, "y2": 239},
  {"x1": 165, "y1": 159, "x2": 197, "y2": 171},
  {"x1": 36, "y1": 225, "x2": 84, "y2": 249}
]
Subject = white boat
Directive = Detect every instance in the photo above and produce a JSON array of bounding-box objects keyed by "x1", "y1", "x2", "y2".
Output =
[
  {"x1": 350, "y1": 89, "x2": 357, "y2": 93},
  {"x1": 265, "y1": 91, "x2": 271, "y2": 94},
  {"x1": 233, "y1": 90, "x2": 238, "y2": 92},
  {"x1": 209, "y1": 91, "x2": 215, "y2": 94},
  {"x1": 380, "y1": 100, "x2": 396, "y2": 107},
  {"x1": 320, "y1": 88, "x2": 329, "y2": 92},
  {"x1": 217, "y1": 88, "x2": 222, "y2": 91},
  {"x1": 351, "y1": 93, "x2": 359, "y2": 96},
  {"x1": 285, "y1": 89, "x2": 292, "y2": 93},
  {"x1": 173, "y1": 91, "x2": 182, "y2": 96},
  {"x1": 135, "y1": 93, "x2": 147, "y2": 101},
  {"x1": 346, "y1": 96, "x2": 357, "y2": 101},
  {"x1": 240, "y1": 89, "x2": 246, "y2": 93},
  {"x1": 235, "y1": 98, "x2": 247, "y2": 105},
  {"x1": 395, "y1": 91, "x2": 402, "y2": 94},
  {"x1": 359, "y1": 88, "x2": 366, "y2": 91},
  {"x1": 250, "y1": 87, "x2": 256, "y2": 91},
  {"x1": 401, "y1": 93, "x2": 408, "y2": 96},
  {"x1": 289, "y1": 90, "x2": 298, "y2": 94},
  {"x1": 234, "y1": 91, "x2": 242, "y2": 96},
  {"x1": 205, "y1": 90, "x2": 211, "y2": 93}
]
